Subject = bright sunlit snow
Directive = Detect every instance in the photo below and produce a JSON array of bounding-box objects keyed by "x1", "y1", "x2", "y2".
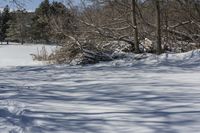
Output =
[
  {"x1": 0, "y1": 44, "x2": 56, "y2": 67},
  {"x1": 0, "y1": 44, "x2": 200, "y2": 133}
]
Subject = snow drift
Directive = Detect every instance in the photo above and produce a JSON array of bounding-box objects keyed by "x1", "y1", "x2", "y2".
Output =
[
  {"x1": 109, "y1": 49, "x2": 200, "y2": 67},
  {"x1": 0, "y1": 44, "x2": 200, "y2": 133},
  {"x1": 0, "y1": 43, "x2": 199, "y2": 68}
]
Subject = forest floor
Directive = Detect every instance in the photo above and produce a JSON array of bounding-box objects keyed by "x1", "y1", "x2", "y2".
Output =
[{"x1": 0, "y1": 44, "x2": 200, "y2": 133}]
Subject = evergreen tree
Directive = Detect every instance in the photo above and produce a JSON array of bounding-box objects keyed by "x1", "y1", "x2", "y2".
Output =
[
  {"x1": 6, "y1": 10, "x2": 29, "y2": 44},
  {"x1": 50, "y1": 1, "x2": 67, "y2": 15},
  {"x1": 0, "y1": 11, "x2": 3, "y2": 43},
  {"x1": 6, "y1": 14, "x2": 18, "y2": 42},
  {"x1": 0, "y1": 5, "x2": 10, "y2": 42},
  {"x1": 49, "y1": 1, "x2": 75, "y2": 42},
  {"x1": 30, "y1": 0, "x2": 51, "y2": 43}
]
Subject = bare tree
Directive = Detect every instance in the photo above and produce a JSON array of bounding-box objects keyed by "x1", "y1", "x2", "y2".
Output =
[
  {"x1": 131, "y1": 0, "x2": 140, "y2": 53},
  {"x1": 155, "y1": 0, "x2": 162, "y2": 54}
]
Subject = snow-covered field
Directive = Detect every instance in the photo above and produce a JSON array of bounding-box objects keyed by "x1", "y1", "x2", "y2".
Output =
[
  {"x1": 0, "y1": 44, "x2": 56, "y2": 67},
  {"x1": 0, "y1": 44, "x2": 200, "y2": 133}
]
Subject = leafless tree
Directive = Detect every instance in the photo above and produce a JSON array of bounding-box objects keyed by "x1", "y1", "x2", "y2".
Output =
[
  {"x1": 155, "y1": 0, "x2": 162, "y2": 54},
  {"x1": 131, "y1": 0, "x2": 140, "y2": 53}
]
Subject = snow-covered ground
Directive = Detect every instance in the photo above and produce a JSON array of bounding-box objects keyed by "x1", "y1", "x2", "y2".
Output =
[
  {"x1": 0, "y1": 44, "x2": 56, "y2": 67},
  {"x1": 0, "y1": 44, "x2": 200, "y2": 133}
]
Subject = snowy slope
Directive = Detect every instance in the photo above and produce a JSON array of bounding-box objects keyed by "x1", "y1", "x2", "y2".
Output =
[
  {"x1": 0, "y1": 45, "x2": 200, "y2": 133},
  {"x1": 110, "y1": 50, "x2": 200, "y2": 67},
  {"x1": 0, "y1": 44, "x2": 56, "y2": 67}
]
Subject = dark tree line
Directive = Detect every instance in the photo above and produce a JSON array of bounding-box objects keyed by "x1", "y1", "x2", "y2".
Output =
[
  {"x1": 0, "y1": 5, "x2": 10, "y2": 44},
  {"x1": 0, "y1": 0, "x2": 74, "y2": 44}
]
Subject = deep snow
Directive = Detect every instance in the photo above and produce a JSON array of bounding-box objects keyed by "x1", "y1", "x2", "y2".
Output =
[{"x1": 0, "y1": 44, "x2": 200, "y2": 133}]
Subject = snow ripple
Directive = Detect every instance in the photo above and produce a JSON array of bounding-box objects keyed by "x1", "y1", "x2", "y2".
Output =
[{"x1": 0, "y1": 50, "x2": 200, "y2": 132}]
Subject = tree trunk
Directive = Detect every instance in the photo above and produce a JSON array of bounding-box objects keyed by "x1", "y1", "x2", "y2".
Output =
[
  {"x1": 155, "y1": 0, "x2": 162, "y2": 54},
  {"x1": 131, "y1": 0, "x2": 140, "y2": 53}
]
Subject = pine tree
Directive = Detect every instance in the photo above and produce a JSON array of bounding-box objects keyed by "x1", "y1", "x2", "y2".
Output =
[
  {"x1": 6, "y1": 15, "x2": 18, "y2": 42},
  {"x1": 0, "y1": 5, "x2": 11, "y2": 42},
  {"x1": 6, "y1": 10, "x2": 29, "y2": 44},
  {"x1": 0, "y1": 11, "x2": 3, "y2": 43},
  {"x1": 50, "y1": 1, "x2": 67, "y2": 15},
  {"x1": 30, "y1": 0, "x2": 51, "y2": 43},
  {"x1": 49, "y1": 1, "x2": 75, "y2": 42}
]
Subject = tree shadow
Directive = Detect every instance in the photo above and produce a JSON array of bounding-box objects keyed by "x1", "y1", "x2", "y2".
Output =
[{"x1": 0, "y1": 65, "x2": 200, "y2": 133}]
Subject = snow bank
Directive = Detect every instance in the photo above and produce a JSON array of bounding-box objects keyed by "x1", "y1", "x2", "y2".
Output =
[
  {"x1": 110, "y1": 50, "x2": 200, "y2": 67},
  {"x1": 0, "y1": 44, "x2": 57, "y2": 68},
  {"x1": 0, "y1": 43, "x2": 199, "y2": 68}
]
